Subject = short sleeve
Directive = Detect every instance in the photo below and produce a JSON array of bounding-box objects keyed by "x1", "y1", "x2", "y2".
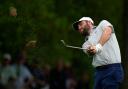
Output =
[{"x1": 99, "y1": 20, "x2": 114, "y2": 33}]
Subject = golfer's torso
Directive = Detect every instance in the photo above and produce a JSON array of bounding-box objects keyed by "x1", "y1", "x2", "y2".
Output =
[{"x1": 88, "y1": 20, "x2": 121, "y2": 67}]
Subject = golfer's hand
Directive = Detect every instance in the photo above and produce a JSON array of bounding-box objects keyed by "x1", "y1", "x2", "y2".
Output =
[{"x1": 87, "y1": 45, "x2": 96, "y2": 55}]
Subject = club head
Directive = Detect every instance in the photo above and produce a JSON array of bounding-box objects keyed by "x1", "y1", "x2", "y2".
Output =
[{"x1": 60, "y1": 40, "x2": 66, "y2": 46}]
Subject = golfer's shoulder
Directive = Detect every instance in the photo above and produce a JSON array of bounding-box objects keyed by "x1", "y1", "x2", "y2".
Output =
[
  {"x1": 99, "y1": 20, "x2": 111, "y2": 25},
  {"x1": 98, "y1": 20, "x2": 113, "y2": 29}
]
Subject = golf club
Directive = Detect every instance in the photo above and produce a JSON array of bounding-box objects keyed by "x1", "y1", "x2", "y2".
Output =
[{"x1": 60, "y1": 40, "x2": 87, "y2": 50}]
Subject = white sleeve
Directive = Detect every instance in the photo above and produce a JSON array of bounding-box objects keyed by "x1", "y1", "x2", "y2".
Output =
[{"x1": 100, "y1": 20, "x2": 114, "y2": 33}]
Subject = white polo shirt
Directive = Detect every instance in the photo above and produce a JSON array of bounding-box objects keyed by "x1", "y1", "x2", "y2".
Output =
[{"x1": 82, "y1": 20, "x2": 121, "y2": 67}]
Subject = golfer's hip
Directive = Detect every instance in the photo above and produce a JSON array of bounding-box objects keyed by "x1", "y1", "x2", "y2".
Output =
[
  {"x1": 95, "y1": 63, "x2": 122, "y2": 70},
  {"x1": 95, "y1": 63, "x2": 124, "y2": 84}
]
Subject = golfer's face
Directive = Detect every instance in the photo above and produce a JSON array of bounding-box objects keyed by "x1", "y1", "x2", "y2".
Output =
[{"x1": 78, "y1": 21, "x2": 90, "y2": 35}]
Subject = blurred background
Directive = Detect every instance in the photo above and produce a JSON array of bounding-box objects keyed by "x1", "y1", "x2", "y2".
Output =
[{"x1": 0, "y1": 0, "x2": 128, "y2": 89}]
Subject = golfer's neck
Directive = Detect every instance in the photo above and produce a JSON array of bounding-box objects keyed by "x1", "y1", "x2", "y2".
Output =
[{"x1": 89, "y1": 26, "x2": 94, "y2": 33}]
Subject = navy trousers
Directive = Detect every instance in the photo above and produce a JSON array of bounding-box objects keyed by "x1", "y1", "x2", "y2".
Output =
[{"x1": 94, "y1": 63, "x2": 124, "y2": 89}]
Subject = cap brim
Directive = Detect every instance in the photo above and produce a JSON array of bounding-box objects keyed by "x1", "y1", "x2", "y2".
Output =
[{"x1": 72, "y1": 21, "x2": 80, "y2": 30}]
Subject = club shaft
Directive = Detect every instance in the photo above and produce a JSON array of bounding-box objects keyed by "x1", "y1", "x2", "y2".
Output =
[
  {"x1": 66, "y1": 45, "x2": 86, "y2": 50},
  {"x1": 61, "y1": 40, "x2": 87, "y2": 50}
]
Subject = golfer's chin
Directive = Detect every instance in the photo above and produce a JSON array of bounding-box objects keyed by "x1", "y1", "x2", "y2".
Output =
[{"x1": 81, "y1": 32, "x2": 90, "y2": 37}]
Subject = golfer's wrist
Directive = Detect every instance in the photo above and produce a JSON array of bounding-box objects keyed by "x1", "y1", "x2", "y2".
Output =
[{"x1": 95, "y1": 43, "x2": 103, "y2": 53}]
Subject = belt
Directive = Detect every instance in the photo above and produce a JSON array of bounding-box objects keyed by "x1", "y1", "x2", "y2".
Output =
[{"x1": 96, "y1": 63, "x2": 122, "y2": 70}]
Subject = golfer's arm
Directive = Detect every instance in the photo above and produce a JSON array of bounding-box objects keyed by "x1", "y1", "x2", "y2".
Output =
[{"x1": 98, "y1": 26, "x2": 112, "y2": 46}]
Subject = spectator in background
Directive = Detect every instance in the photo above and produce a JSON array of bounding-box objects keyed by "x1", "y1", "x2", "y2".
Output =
[
  {"x1": 76, "y1": 71, "x2": 90, "y2": 89},
  {"x1": 42, "y1": 64, "x2": 51, "y2": 89},
  {"x1": 49, "y1": 59, "x2": 66, "y2": 89},
  {"x1": 29, "y1": 59, "x2": 46, "y2": 89},
  {"x1": 64, "y1": 62, "x2": 77, "y2": 89},
  {"x1": 12, "y1": 52, "x2": 33, "y2": 89},
  {"x1": 0, "y1": 53, "x2": 16, "y2": 89},
  {"x1": 43, "y1": 64, "x2": 51, "y2": 83}
]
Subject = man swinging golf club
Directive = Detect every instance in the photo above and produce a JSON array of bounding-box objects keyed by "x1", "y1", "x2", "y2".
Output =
[{"x1": 72, "y1": 17, "x2": 124, "y2": 89}]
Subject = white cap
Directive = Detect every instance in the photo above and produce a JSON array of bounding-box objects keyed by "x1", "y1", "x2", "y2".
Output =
[
  {"x1": 3, "y1": 53, "x2": 11, "y2": 60},
  {"x1": 72, "y1": 17, "x2": 94, "y2": 30},
  {"x1": 78, "y1": 17, "x2": 94, "y2": 24}
]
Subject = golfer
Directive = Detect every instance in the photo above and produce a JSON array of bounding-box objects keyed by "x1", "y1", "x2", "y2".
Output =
[{"x1": 73, "y1": 17, "x2": 124, "y2": 89}]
